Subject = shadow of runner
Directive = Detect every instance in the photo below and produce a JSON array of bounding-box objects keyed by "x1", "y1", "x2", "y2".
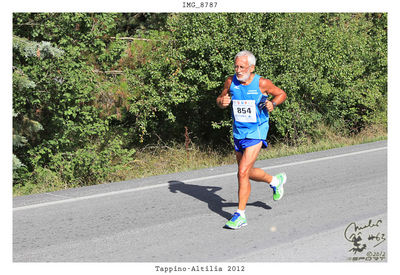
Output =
[{"x1": 168, "y1": 181, "x2": 271, "y2": 220}]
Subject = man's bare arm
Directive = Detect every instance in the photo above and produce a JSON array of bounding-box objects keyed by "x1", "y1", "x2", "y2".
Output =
[
  {"x1": 259, "y1": 78, "x2": 287, "y2": 112},
  {"x1": 216, "y1": 77, "x2": 233, "y2": 109}
]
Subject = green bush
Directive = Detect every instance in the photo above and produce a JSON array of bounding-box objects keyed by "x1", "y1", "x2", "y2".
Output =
[
  {"x1": 266, "y1": 13, "x2": 387, "y2": 141},
  {"x1": 46, "y1": 138, "x2": 136, "y2": 186},
  {"x1": 13, "y1": 13, "x2": 132, "y2": 190}
]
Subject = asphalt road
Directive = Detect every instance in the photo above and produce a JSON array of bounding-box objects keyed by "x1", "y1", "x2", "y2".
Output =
[{"x1": 13, "y1": 140, "x2": 387, "y2": 262}]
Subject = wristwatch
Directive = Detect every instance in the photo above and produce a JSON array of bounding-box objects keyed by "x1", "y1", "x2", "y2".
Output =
[{"x1": 272, "y1": 102, "x2": 277, "y2": 108}]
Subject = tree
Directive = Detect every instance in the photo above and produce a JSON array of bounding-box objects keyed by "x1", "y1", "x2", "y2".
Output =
[{"x1": 12, "y1": 35, "x2": 63, "y2": 172}]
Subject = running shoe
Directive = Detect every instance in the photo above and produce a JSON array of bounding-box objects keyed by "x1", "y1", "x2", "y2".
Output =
[
  {"x1": 225, "y1": 212, "x2": 247, "y2": 229},
  {"x1": 270, "y1": 172, "x2": 287, "y2": 201}
]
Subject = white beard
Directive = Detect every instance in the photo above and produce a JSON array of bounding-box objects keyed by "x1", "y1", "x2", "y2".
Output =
[{"x1": 237, "y1": 72, "x2": 251, "y2": 82}]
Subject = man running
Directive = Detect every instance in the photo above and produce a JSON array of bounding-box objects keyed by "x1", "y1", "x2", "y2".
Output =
[{"x1": 216, "y1": 50, "x2": 287, "y2": 229}]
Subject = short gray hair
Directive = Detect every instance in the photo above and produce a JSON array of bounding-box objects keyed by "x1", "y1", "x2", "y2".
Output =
[{"x1": 235, "y1": 50, "x2": 256, "y2": 66}]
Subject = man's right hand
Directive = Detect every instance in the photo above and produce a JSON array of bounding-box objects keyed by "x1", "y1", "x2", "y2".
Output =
[{"x1": 219, "y1": 94, "x2": 231, "y2": 108}]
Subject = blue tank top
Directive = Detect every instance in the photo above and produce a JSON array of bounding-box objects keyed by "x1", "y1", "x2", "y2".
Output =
[{"x1": 229, "y1": 74, "x2": 269, "y2": 140}]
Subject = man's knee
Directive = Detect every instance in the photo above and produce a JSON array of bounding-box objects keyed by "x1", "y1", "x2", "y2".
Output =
[{"x1": 238, "y1": 167, "x2": 250, "y2": 180}]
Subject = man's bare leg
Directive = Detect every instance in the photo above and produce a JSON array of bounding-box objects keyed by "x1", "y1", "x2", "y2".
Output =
[{"x1": 235, "y1": 142, "x2": 267, "y2": 210}]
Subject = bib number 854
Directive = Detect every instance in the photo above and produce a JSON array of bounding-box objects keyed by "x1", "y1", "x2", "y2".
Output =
[
  {"x1": 236, "y1": 107, "x2": 252, "y2": 114},
  {"x1": 232, "y1": 100, "x2": 257, "y2": 122}
]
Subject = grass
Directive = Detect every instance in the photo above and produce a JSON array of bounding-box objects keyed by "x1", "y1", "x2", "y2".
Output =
[
  {"x1": 116, "y1": 143, "x2": 235, "y2": 180},
  {"x1": 116, "y1": 123, "x2": 387, "y2": 181},
  {"x1": 258, "y1": 123, "x2": 387, "y2": 160},
  {"x1": 13, "y1": 124, "x2": 387, "y2": 196}
]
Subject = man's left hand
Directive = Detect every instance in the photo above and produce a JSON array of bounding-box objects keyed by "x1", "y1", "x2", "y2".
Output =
[{"x1": 265, "y1": 100, "x2": 275, "y2": 112}]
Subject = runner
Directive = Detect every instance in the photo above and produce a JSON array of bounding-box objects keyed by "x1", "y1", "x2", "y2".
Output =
[{"x1": 216, "y1": 50, "x2": 287, "y2": 229}]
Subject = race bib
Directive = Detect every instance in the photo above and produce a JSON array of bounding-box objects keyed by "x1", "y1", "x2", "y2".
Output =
[{"x1": 232, "y1": 100, "x2": 257, "y2": 122}]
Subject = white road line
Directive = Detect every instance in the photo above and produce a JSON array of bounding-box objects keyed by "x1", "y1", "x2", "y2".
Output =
[{"x1": 13, "y1": 146, "x2": 386, "y2": 212}]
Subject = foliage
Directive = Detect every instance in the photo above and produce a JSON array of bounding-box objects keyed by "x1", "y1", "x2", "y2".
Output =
[
  {"x1": 115, "y1": 13, "x2": 169, "y2": 35},
  {"x1": 12, "y1": 13, "x2": 135, "y2": 190},
  {"x1": 12, "y1": 36, "x2": 51, "y2": 172},
  {"x1": 264, "y1": 13, "x2": 387, "y2": 143}
]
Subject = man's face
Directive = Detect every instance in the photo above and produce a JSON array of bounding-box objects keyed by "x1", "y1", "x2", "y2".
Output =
[{"x1": 234, "y1": 55, "x2": 254, "y2": 82}]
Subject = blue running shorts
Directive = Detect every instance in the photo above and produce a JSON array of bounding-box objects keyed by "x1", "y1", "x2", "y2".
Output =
[{"x1": 234, "y1": 138, "x2": 268, "y2": 153}]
